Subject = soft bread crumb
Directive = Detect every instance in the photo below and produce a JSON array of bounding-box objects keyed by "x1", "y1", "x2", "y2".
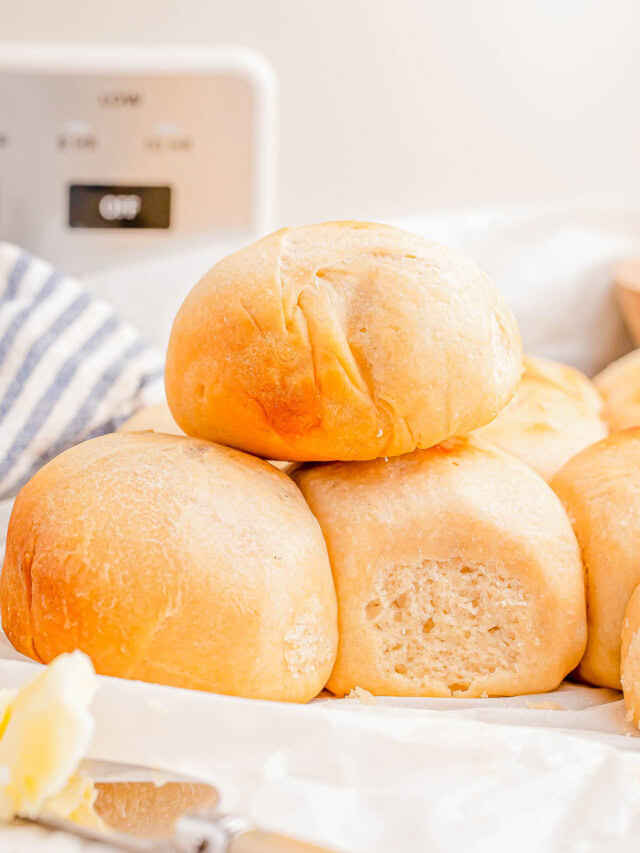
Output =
[
  {"x1": 284, "y1": 595, "x2": 334, "y2": 679},
  {"x1": 346, "y1": 686, "x2": 378, "y2": 705},
  {"x1": 626, "y1": 708, "x2": 635, "y2": 722},
  {"x1": 525, "y1": 700, "x2": 566, "y2": 711},
  {"x1": 366, "y1": 557, "x2": 531, "y2": 695}
]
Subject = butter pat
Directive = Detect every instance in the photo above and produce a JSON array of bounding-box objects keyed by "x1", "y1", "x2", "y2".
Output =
[{"x1": 0, "y1": 651, "x2": 100, "y2": 826}]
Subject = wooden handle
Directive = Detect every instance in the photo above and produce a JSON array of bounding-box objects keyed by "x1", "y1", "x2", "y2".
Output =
[{"x1": 229, "y1": 828, "x2": 337, "y2": 853}]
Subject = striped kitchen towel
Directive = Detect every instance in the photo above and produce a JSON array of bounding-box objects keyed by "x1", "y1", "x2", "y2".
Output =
[{"x1": 0, "y1": 243, "x2": 165, "y2": 499}]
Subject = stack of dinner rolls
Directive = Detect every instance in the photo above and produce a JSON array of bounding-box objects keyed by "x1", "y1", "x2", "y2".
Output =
[{"x1": 4, "y1": 220, "x2": 640, "y2": 710}]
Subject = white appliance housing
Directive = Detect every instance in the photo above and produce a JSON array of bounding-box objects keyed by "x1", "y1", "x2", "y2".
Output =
[{"x1": 0, "y1": 44, "x2": 277, "y2": 275}]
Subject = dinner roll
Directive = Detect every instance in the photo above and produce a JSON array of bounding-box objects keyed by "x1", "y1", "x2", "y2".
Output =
[
  {"x1": 294, "y1": 437, "x2": 586, "y2": 698},
  {"x1": 621, "y1": 584, "x2": 640, "y2": 727},
  {"x1": 166, "y1": 221, "x2": 522, "y2": 461},
  {"x1": 1, "y1": 433, "x2": 337, "y2": 702},
  {"x1": 473, "y1": 355, "x2": 607, "y2": 481},
  {"x1": 594, "y1": 348, "x2": 640, "y2": 431},
  {"x1": 551, "y1": 430, "x2": 640, "y2": 689}
]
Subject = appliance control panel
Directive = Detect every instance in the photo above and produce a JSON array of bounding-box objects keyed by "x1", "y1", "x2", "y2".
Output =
[{"x1": 0, "y1": 45, "x2": 276, "y2": 273}]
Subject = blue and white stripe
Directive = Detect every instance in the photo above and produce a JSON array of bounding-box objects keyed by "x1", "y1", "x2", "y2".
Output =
[{"x1": 0, "y1": 243, "x2": 164, "y2": 499}]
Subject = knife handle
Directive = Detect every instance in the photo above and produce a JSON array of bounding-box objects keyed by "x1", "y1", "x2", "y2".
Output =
[{"x1": 229, "y1": 828, "x2": 336, "y2": 853}]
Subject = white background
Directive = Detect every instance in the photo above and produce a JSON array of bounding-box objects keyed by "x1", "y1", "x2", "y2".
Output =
[{"x1": 1, "y1": 0, "x2": 640, "y2": 226}]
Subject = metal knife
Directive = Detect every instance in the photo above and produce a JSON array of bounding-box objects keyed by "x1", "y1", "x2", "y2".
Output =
[{"x1": 18, "y1": 758, "x2": 338, "y2": 853}]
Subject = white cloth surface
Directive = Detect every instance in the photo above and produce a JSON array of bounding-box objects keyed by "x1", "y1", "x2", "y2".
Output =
[{"x1": 0, "y1": 650, "x2": 638, "y2": 852}]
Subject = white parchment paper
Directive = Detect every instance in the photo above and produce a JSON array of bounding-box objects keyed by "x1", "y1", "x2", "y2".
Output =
[{"x1": 0, "y1": 643, "x2": 639, "y2": 853}]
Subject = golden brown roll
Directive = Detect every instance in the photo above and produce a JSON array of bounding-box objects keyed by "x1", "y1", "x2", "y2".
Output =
[
  {"x1": 551, "y1": 430, "x2": 640, "y2": 689},
  {"x1": 166, "y1": 221, "x2": 522, "y2": 462},
  {"x1": 473, "y1": 354, "x2": 607, "y2": 481},
  {"x1": 593, "y1": 348, "x2": 640, "y2": 431},
  {"x1": 621, "y1": 584, "x2": 640, "y2": 726},
  {"x1": 294, "y1": 437, "x2": 586, "y2": 698},
  {"x1": 1, "y1": 432, "x2": 337, "y2": 703}
]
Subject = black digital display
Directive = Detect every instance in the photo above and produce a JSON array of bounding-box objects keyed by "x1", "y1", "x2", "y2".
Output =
[{"x1": 68, "y1": 184, "x2": 171, "y2": 229}]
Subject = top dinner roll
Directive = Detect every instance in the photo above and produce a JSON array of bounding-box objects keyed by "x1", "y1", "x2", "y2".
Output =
[
  {"x1": 473, "y1": 355, "x2": 607, "y2": 482},
  {"x1": 165, "y1": 222, "x2": 523, "y2": 461}
]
